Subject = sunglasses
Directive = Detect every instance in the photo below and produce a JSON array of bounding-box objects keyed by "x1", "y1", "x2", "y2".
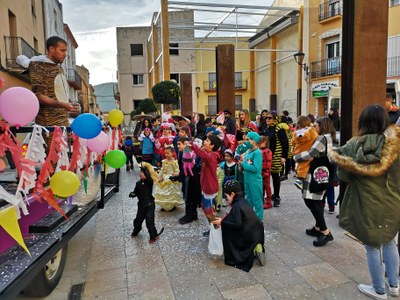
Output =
[{"x1": 266, "y1": 117, "x2": 274, "y2": 120}]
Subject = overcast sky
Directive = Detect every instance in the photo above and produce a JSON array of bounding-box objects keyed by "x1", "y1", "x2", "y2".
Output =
[{"x1": 59, "y1": 0, "x2": 275, "y2": 85}]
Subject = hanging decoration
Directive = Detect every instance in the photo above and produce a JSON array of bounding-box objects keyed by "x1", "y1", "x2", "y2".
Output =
[
  {"x1": 33, "y1": 126, "x2": 68, "y2": 220},
  {"x1": 55, "y1": 127, "x2": 70, "y2": 172},
  {"x1": 0, "y1": 207, "x2": 30, "y2": 255}
]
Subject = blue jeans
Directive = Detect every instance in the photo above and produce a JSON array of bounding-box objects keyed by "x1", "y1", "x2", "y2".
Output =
[{"x1": 364, "y1": 239, "x2": 399, "y2": 294}]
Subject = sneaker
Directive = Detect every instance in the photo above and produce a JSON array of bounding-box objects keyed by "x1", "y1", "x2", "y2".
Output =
[
  {"x1": 328, "y1": 205, "x2": 335, "y2": 214},
  {"x1": 313, "y1": 232, "x2": 333, "y2": 247},
  {"x1": 253, "y1": 244, "x2": 266, "y2": 266},
  {"x1": 305, "y1": 227, "x2": 321, "y2": 237},
  {"x1": 358, "y1": 284, "x2": 387, "y2": 300},
  {"x1": 149, "y1": 227, "x2": 164, "y2": 243},
  {"x1": 273, "y1": 196, "x2": 281, "y2": 207},
  {"x1": 386, "y1": 280, "x2": 399, "y2": 297},
  {"x1": 294, "y1": 179, "x2": 303, "y2": 190}
]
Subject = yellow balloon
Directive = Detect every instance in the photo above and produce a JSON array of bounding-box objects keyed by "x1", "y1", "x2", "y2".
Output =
[
  {"x1": 108, "y1": 109, "x2": 124, "y2": 127},
  {"x1": 50, "y1": 171, "x2": 80, "y2": 197}
]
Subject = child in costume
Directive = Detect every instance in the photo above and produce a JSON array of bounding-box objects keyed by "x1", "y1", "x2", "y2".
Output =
[
  {"x1": 153, "y1": 146, "x2": 183, "y2": 211},
  {"x1": 177, "y1": 137, "x2": 202, "y2": 224},
  {"x1": 130, "y1": 162, "x2": 164, "y2": 243},
  {"x1": 292, "y1": 116, "x2": 318, "y2": 190},
  {"x1": 186, "y1": 135, "x2": 221, "y2": 235},
  {"x1": 138, "y1": 128, "x2": 155, "y2": 164},
  {"x1": 259, "y1": 136, "x2": 273, "y2": 209},
  {"x1": 212, "y1": 180, "x2": 265, "y2": 272},
  {"x1": 155, "y1": 123, "x2": 175, "y2": 163},
  {"x1": 220, "y1": 149, "x2": 236, "y2": 206},
  {"x1": 122, "y1": 136, "x2": 134, "y2": 171},
  {"x1": 240, "y1": 132, "x2": 264, "y2": 221}
]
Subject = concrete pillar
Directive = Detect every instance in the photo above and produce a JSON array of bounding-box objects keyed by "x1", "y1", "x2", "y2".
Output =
[
  {"x1": 341, "y1": 0, "x2": 388, "y2": 143},
  {"x1": 270, "y1": 36, "x2": 277, "y2": 111},
  {"x1": 216, "y1": 44, "x2": 235, "y2": 114}
]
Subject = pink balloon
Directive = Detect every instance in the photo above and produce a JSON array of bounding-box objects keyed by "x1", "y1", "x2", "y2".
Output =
[
  {"x1": 0, "y1": 87, "x2": 39, "y2": 126},
  {"x1": 87, "y1": 131, "x2": 110, "y2": 153}
]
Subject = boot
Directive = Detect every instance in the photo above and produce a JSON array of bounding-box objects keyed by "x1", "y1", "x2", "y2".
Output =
[
  {"x1": 264, "y1": 197, "x2": 273, "y2": 209},
  {"x1": 126, "y1": 166, "x2": 130, "y2": 171}
]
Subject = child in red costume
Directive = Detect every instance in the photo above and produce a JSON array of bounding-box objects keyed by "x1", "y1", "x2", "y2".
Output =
[{"x1": 259, "y1": 136, "x2": 273, "y2": 209}]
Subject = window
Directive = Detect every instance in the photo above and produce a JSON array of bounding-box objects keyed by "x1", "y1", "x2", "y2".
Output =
[
  {"x1": 132, "y1": 100, "x2": 141, "y2": 110},
  {"x1": 328, "y1": 0, "x2": 340, "y2": 17},
  {"x1": 131, "y1": 44, "x2": 143, "y2": 56},
  {"x1": 208, "y1": 96, "x2": 217, "y2": 115},
  {"x1": 132, "y1": 74, "x2": 144, "y2": 85},
  {"x1": 33, "y1": 37, "x2": 38, "y2": 52},
  {"x1": 169, "y1": 43, "x2": 179, "y2": 55},
  {"x1": 235, "y1": 72, "x2": 243, "y2": 88},
  {"x1": 53, "y1": 9, "x2": 58, "y2": 34},
  {"x1": 235, "y1": 95, "x2": 242, "y2": 110},
  {"x1": 390, "y1": 0, "x2": 400, "y2": 6},
  {"x1": 325, "y1": 40, "x2": 340, "y2": 75},
  {"x1": 170, "y1": 73, "x2": 179, "y2": 84},
  {"x1": 208, "y1": 73, "x2": 216, "y2": 90},
  {"x1": 31, "y1": 0, "x2": 36, "y2": 17}
]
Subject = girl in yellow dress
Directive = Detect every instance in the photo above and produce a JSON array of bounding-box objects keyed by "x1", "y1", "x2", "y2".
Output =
[{"x1": 154, "y1": 146, "x2": 183, "y2": 211}]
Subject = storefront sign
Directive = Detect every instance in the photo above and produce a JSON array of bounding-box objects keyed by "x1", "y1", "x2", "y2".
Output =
[{"x1": 311, "y1": 80, "x2": 339, "y2": 98}]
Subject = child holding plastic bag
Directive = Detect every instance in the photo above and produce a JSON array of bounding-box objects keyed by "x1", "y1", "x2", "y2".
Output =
[{"x1": 212, "y1": 180, "x2": 265, "y2": 272}]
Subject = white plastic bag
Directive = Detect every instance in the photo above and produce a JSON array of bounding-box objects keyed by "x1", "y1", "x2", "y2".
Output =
[{"x1": 208, "y1": 224, "x2": 224, "y2": 256}]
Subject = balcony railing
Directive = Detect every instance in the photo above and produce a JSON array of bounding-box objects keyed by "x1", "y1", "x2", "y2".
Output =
[
  {"x1": 310, "y1": 56, "x2": 341, "y2": 79},
  {"x1": 387, "y1": 56, "x2": 400, "y2": 78},
  {"x1": 4, "y1": 36, "x2": 40, "y2": 70},
  {"x1": 203, "y1": 80, "x2": 248, "y2": 91},
  {"x1": 66, "y1": 68, "x2": 82, "y2": 90},
  {"x1": 319, "y1": 0, "x2": 342, "y2": 22}
]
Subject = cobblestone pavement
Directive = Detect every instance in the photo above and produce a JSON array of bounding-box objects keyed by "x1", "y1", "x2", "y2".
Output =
[{"x1": 20, "y1": 168, "x2": 378, "y2": 300}]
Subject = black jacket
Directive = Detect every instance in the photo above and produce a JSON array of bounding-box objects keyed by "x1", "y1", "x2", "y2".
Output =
[
  {"x1": 133, "y1": 170, "x2": 154, "y2": 206},
  {"x1": 224, "y1": 117, "x2": 236, "y2": 135}
]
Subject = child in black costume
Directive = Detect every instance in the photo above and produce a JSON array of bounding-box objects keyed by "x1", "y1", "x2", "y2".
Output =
[{"x1": 130, "y1": 162, "x2": 164, "y2": 243}]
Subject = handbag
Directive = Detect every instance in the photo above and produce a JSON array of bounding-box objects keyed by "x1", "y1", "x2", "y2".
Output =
[
  {"x1": 208, "y1": 224, "x2": 224, "y2": 256},
  {"x1": 309, "y1": 137, "x2": 334, "y2": 193}
]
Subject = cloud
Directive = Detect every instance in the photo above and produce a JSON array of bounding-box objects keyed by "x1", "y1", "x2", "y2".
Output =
[{"x1": 60, "y1": 0, "x2": 275, "y2": 84}]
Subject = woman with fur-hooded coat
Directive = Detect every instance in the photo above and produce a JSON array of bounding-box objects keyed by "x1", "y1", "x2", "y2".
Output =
[{"x1": 328, "y1": 105, "x2": 400, "y2": 298}]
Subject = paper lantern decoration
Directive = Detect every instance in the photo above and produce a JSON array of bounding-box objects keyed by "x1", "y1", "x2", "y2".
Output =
[
  {"x1": 71, "y1": 113, "x2": 102, "y2": 139},
  {"x1": 0, "y1": 87, "x2": 39, "y2": 126},
  {"x1": 50, "y1": 170, "x2": 80, "y2": 197}
]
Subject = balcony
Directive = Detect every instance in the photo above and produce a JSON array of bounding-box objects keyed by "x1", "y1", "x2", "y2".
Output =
[
  {"x1": 319, "y1": 0, "x2": 342, "y2": 22},
  {"x1": 66, "y1": 68, "x2": 82, "y2": 90},
  {"x1": 4, "y1": 36, "x2": 40, "y2": 71},
  {"x1": 387, "y1": 56, "x2": 400, "y2": 78},
  {"x1": 202, "y1": 80, "x2": 248, "y2": 91},
  {"x1": 310, "y1": 56, "x2": 341, "y2": 79}
]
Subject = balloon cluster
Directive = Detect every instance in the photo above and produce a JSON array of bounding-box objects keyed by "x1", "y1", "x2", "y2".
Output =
[{"x1": 0, "y1": 84, "x2": 127, "y2": 198}]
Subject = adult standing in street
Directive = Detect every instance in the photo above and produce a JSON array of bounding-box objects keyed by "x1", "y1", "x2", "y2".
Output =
[
  {"x1": 258, "y1": 109, "x2": 269, "y2": 136},
  {"x1": 385, "y1": 93, "x2": 400, "y2": 125},
  {"x1": 330, "y1": 104, "x2": 400, "y2": 299},
  {"x1": 328, "y1": 108, "x2": 340, "y2": 131},
  {"x1": 29, "y1": 36, "x2": 79, "y2": 126},
  {"x1": 235, "y1": 109, "x2": 257, "y2": 142},
  {"x1": 223, "y1": 109, "x2": 236, "y2": 135},
  {"x1": 264, "y1": 111, "x2": 288, "y2": 207},
  {"x1": 293, "y1": 117, "x2": 335, "y2": 247}
]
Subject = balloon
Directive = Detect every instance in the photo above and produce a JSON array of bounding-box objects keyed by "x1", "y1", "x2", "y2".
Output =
[
  {"x1": 71, "y1": 113, "x2": 102, "y2": 139},
  {"x1": 124, "y1": 139, "x2": 133, "y2": 147},
  {"x1": 108, "y1": 109, "x2": 124, "y2": 127},
  {"x1": 87, "y1": 131, "x2": 110, "y2": 153},
  {"x1": 0, "y1": 87, "x2": 39, "y2": 126},
  {"x1": 104, "y1": 150, "x2": 126, "y2": 169},
  {"x1": 50, "y1": 170, "x2": 80, "y2": 197}
]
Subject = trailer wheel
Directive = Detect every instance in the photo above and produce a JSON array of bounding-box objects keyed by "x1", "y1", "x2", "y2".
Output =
[{"x1": 22, "y1": 244, "x2": 68, "y2": 297}]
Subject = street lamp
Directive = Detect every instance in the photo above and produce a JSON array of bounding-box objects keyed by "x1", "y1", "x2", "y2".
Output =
[
  {"x1": 294, "y1": 52, "x2": 309, "y2": 75},
  {"x1": 195, "y1": 86, "x2": 200, "y2": 98}
]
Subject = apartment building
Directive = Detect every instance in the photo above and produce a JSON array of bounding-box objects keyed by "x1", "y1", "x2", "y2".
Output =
[
  {"x1": 307, "y1": 0, "x2": 400, "y2": 116},
  {"x1": 195, "y1": 37, "x2": 252, "y2": 116},
  {"x1": 116, "y1": 10, "x2": 195, "y2": 121},
  {"x1": 0, "y1": 0, "x2": 46, "y2": 90}
]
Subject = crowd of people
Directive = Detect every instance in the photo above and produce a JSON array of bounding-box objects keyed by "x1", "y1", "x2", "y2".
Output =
[{"x1": 126, "y1": 104, "x2": 399, "y2": 297}]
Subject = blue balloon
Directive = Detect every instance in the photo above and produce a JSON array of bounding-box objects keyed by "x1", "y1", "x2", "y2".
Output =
[
  {"x1": 71, "y1": 113, "x2": 102, "y2": 139},
  {"x1": 125, "y1": 140, "x2": 133, "y2": 147}
]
